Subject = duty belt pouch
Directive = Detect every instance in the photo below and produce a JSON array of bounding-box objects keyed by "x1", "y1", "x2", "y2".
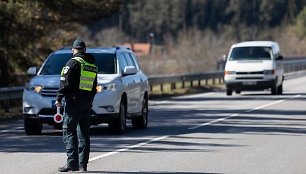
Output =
[{"x1": 66, "y1": 93, "x2": 78, "y2": 108}]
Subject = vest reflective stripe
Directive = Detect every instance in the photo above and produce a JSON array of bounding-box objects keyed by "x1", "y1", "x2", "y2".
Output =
[
  {"x1": 72, "y1": 57, "x2": 98, "y2": 91},
  {"x1": 61, "y1": 67, "x2": 65, "y2": 75},
  {"x1": 79, "y1": 83, "x2": 93, "y2": 89},
  {"x1": 80, "y1": 76, "x2": 95, "y2": 81}
]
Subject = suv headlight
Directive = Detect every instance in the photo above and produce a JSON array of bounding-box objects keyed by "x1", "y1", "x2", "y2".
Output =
[
  {"x1": 96, "y1": 84, "x2": 117, "y2": 93},
  {"x1": 25, "y1": 84, "x2": 42, "y2": 93}
]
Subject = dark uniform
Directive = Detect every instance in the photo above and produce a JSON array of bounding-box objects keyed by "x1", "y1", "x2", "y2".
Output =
[{"x1": 56, "y1": 48, "x2": 97, "y2": 172}]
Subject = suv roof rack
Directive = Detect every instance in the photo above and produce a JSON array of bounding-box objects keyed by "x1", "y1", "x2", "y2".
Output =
[
  {"x1": 116, "y1": 46, "x2": 130, "y2": 50},
  {"x1": 60, "y1": 46, "x2": 72, "y2": 50}
]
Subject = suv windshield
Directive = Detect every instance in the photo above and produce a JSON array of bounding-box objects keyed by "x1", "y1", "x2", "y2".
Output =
[
  {"x1": 40, "y1": 53, "x2": 117, "y2": 75},
  {"x1": 229, "y1": 47, "x2": 273, "y2": 61}
]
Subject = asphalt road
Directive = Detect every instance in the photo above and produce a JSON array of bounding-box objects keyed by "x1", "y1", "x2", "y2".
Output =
[{"x1": 0, "y1": 75, "x2": 305, "y2": 174}]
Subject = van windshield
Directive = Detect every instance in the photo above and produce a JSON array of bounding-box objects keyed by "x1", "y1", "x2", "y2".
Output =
[
  {"x1": 229, "y1": 47, "x2": 273, "y2": 61},
  {"x1": 40, "y1": 53, "x2": 117, "y2": 75}
]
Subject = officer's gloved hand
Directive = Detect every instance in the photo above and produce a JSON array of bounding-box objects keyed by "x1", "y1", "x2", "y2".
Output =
[{"x1": 55, "y1": 101, "x2": 61, "y2": 107}]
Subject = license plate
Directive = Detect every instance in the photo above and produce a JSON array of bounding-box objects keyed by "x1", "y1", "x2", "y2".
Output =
[
  {"x1": 242, "y1": 81, "x2": 257, "y2": 85},
  {"x1": 52, "y1": 100, "x2": 65, "y2": 107}
]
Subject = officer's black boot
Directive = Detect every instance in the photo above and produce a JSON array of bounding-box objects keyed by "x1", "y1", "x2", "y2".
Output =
[
  {"x1": 58, "y1": 164, "x2": 79, "y2": 172},
  {"x1": 79, "y1": 167, "x2": 87, "y2": 172}
]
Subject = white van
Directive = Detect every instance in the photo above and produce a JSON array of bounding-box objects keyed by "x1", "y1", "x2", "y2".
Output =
[{"x1": 224, "y1": 41, "x2": 284, "y2": 95}]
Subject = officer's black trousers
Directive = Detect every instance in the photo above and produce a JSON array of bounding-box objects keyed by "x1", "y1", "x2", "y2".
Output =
[{"x1": 62, "y1": 95, "x2": 91, "y2": 168}]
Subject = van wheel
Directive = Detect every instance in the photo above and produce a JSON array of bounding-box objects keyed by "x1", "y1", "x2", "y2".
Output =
[
  {"x1": 24, "y1": 118, "x2": 42, "y2": 135},
  {"x1": 277, "y1": 83, "x2": 283, "y2": 94},
  {"x1": 271, "y1": 83, "x2": 278, "y2": 95},
  {"x1": 132, "y1": 97, "x2": 148, "y2": 129},
  {"x1": 226, "y1": 89, "x2": 232, "y2": 96},
  {"x1": 109, "y1": 99, "x2": 127, "y2": 134}
]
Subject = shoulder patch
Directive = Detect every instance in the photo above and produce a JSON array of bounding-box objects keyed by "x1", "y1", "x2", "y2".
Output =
[
  {"x1": 63, "y1": 66, "x2": 70, "y2": 74},
  {"x1": 60, "y1": 77, "x2": 66, "y2": 81}
]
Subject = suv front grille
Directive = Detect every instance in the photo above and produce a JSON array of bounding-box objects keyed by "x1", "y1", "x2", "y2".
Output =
[
  {"x1": 41, "y1": 87, "x2": 58, "y2": 97},
  {"x1": 236, "y1": 71, "x2": 263, "y2": 74}
]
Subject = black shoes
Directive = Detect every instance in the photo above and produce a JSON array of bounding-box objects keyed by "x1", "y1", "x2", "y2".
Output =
[{"x1": 58, "y1": 165, "x2": 79, "y2": 172}]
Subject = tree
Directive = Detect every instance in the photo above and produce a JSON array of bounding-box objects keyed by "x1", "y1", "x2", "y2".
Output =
[
  {"x1": 0, "y1": 0, "x2": 122, "y2": 87},
  {"x1": 295, "y1": 6, "x2": 306, "y2": 37}
]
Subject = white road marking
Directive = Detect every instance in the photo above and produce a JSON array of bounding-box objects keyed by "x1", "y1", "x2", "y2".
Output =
[
  {"x1": 89, "y1": 94, "x2": 301, "y2": 162},
  {"x1": 188, "y1": 114, "x2": 239, "y2": 130},
  {"x1": 189, "y1": 94, "x2": 301, "y2": 130},
  {"x1": 89, "y1": 135, "x2": 170, "y2": 162}
]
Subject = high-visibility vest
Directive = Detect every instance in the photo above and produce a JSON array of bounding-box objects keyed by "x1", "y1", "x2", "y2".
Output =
[{"x1": 71, "y1": 57, "x2": 98, "y2": 91}]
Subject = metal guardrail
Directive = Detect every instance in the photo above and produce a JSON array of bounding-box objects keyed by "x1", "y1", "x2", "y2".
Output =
[
  {"x1": 283, "y1": 59, "x2": 306, "y2": 73},
  {"x1": 1, "y1": 58, "x2": 306, "y2": 112},
  {"x1": 0, "y1": 86, "x2": 24, "y2": 112},
  {"x1": 149, "y1": 71, "x2": 224, "y2": 91}
]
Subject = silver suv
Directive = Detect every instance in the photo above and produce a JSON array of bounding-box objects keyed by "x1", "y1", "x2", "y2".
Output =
[{"x1": 23, "y1": 46, "x2": 149, "y2": 135}]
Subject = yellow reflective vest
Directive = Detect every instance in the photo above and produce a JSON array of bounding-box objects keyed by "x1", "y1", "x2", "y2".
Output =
[{"x1": 70, "y1": 57, "x2": 98, "y2": 91}]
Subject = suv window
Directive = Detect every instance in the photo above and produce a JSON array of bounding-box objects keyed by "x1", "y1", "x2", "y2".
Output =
[
  {"x1": 123, "y1": 53, "x2": 136, "y2": 67},
  {"x1": 40, "y1": 53, "x2": 72, "y2": 75},
  {"x1": 229, "y1": 47, "x2": 273, "y2": 61},
  {"x1": 129, "y1": 53, "x2": 140, "y2": 70},
  {"x1": 118, "y1": 53, "x2": 128, "y2": 73},
  {"x1": 95, "y1": 53, "x2": 117, "y2": 74},
  {"x1": 40, "y1": 53, "x2": 117, "y2": 75}
]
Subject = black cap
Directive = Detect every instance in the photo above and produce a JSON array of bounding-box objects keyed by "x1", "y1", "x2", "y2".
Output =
[{"x1": 72, "y1": 39, "x2": 86, "y2": 49}]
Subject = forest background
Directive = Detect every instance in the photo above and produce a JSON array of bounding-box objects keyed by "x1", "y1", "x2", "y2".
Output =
[{"x1": 1, "y1": 0, "x2": 306, "y2": 87}]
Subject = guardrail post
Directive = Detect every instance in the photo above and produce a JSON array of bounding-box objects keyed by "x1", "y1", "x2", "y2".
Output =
[
  {"x1": 190, "y1": 81, "x2": 193, "y2": 87},
  {"x1": 198, "y1": 79, "x2": 201, "y2": 87},
  {"x1": 160, "y1": 84, "x2": 163, "y2": 92},
  {"x1": 171, "y1": 83, "x2": 176, "y2": 90},
  {"x1": 150, "y1": 85, "x2": 153, "y2": 92},
  {"x1": 182, "y1": 81, "x2": 185, "y2": 88},
  {"x1": 205, "y1": 77, "x2": 208, "y2": 85},
  {"x1": 212, "y1": 77, "x2": 215, "y2": 85}
]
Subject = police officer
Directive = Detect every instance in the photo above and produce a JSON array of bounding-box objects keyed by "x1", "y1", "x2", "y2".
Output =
[{"x1": 56, "y1": 39, "x2": 98, "y2": 172}]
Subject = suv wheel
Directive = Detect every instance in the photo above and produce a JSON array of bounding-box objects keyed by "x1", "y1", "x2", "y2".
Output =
[
  {"x1": 24, "y1": 117, "x2": 42, "y2": 135},
  {"x1": 132, "y1": 97, "x2": 148, "y2": 129},
  {"x1": 109, "y1": 99, "x2": 127, "y2": 134}
]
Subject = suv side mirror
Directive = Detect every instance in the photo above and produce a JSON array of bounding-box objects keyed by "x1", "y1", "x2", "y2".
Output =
[
  {"x1": 27, "y1": 67, "x2": 37, "y2": 75},
  {"x1": 277, "y1": 55, "x2": 283, "y2": 61},
  {"x1": 123, "y1": 66, "x2": 137, "y2": 76}
]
